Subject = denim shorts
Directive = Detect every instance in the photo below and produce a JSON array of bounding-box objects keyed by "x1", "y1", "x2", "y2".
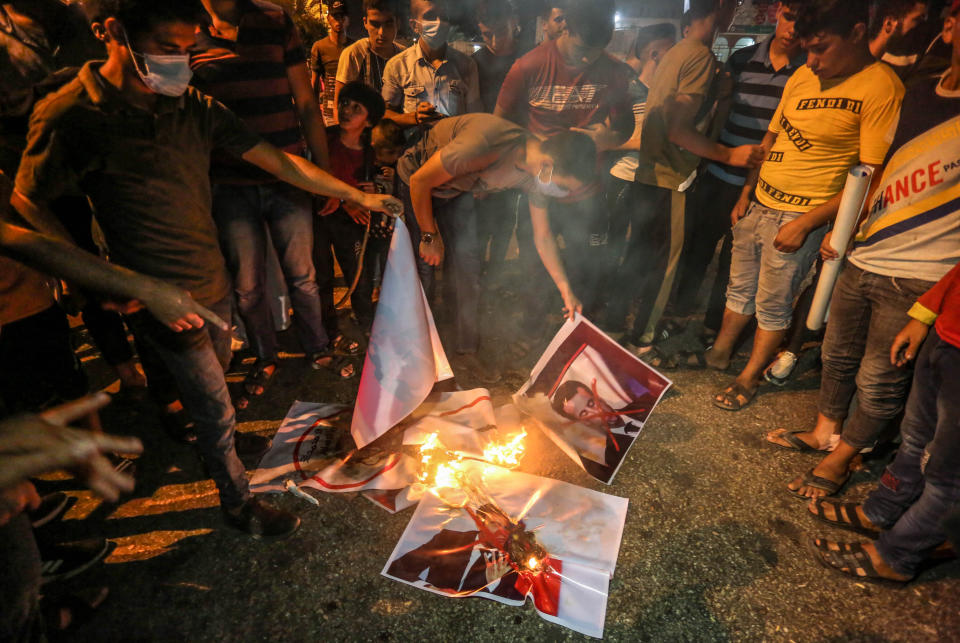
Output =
[{"x1": 725, "y1": 201, "x2": 827, "y2": 331}]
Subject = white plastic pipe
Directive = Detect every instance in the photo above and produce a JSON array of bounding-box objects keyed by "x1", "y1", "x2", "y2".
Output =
[{"x1": 806, "y1": 165, "x2": 875, "y2": 331}]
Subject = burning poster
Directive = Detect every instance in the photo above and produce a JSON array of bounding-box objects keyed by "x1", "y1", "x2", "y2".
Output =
[
  {"x1": 514, "y1": 316, "x2": 672, "y2": 484},
  {"x1": 251, "y1": 392, "x2": 530, "y2": 512},
  {"x1": 249, "y1": 401, "x2": 415, "y2": 497},
  {"x1": 382, "y1": 461, "x2": 628, "y2": 638},
  {"x1": 351, "y1": 218, "x2": 453, "y2": 449}
]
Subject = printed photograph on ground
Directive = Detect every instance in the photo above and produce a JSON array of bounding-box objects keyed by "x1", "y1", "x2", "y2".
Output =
[
  {"x1": 382, "y1": 461, "x2": 628, "y2": 638},
  {"x1": 514, "y1": 316, "x2": 672, "y2": 484}
]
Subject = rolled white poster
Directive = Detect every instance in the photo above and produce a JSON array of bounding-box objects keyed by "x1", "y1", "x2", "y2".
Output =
[{"x1": 806, "y1": 165, "x2": 874, "y2": 331}]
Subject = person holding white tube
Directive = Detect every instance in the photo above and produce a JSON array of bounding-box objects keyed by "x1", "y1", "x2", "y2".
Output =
[
  {"x1": 706, "y1": 0, "x2": 904, "y2": 412},
  {"x1": 767, "y1": 0, "x2": 960, "y2": 500}
]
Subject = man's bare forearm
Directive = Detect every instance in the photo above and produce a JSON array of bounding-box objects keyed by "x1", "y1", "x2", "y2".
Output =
[
  {"x1": 0, "y1": 220, "x2": 162, "y2": 303},
  {"x1": 529, "y1": 203, "x2": 572, "y2": 296},
  {"x1": 408, "y1": 178, "x2": 437, "y2": 234},
  {"x1": 8, "y1": 190, "x2": 74, "y2": 242},
  {"x1": 243, "y1": 143, "x2": 365, "y2": 203}
]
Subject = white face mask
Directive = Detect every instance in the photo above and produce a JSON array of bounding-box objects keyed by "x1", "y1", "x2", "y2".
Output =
[
  {"x1": 536, "y1": 166, "x2": 570, "y2": 198},
  {"x1": 417, "y1": 18, "x2": 450, "y2": 49},
  {"x1": 123, "y1": 29, "x2": 193, "y2": 96}
]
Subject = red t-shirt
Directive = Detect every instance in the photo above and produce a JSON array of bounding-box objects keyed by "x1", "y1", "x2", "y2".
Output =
[
  {"x1": 326, "y1": 129, "x2": 365, "y2": 187},
  {"x1": 914, "y1": 261, "x2": 960, "y2": 350},
  {"x1": 495, "y1": 39, "x2": 633, "y2": 140}
]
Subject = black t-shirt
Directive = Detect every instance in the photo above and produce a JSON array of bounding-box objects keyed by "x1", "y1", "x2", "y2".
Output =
[{"x1": 472, "y1": 46, "x2": 519, "y2": 113}]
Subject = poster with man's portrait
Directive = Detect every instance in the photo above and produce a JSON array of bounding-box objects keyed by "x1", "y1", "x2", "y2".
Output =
[
  {"x1": 382, "y1": 462, "x2": 628, "y2": 638},
  {"x1": 514, "y1": 317, "x2": 672, "y2": 484}
]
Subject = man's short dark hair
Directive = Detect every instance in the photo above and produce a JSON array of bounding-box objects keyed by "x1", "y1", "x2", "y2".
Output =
[
  {"x1": 476, "y1": 0, "x2": 515, "y2": 28},
  {"x1": 551, "y1": 380, "x2": 588, "y2": 420},
  {"x1": 634, "y1": 23, "x2": 676, "y2": 58},
  {"x1": 83, "y1": 0, "x2": 203, "y2": 43},
  {"x1": 870, "y1": 0, "x2": 927, "y2": 37},
  {"x1": 794, "y1": 0, "x2": 871, "y2": 39},
  {"x1": 372, "y1": 118, "x2": 405, "y2": 150},
  {"x1": 687, "y1": 0, "x2": 725, "y2": 21},
  {"x1": 363, "y1": 0, "x2": 397, "y2": 16},
  {"x1": 564, "y1": 0, "x2": 615, "y2": 48},
  {"x1": 339, "y1": 81, "x2": 386, "y2": 126},
  {"x1": 540, "y1": 131, "x2": 597, "y2": 186},
  {"x1": 540, "y1": 2, "x2": 566, "y2": 19}
]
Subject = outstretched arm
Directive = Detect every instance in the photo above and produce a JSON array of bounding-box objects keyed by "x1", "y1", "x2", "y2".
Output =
[
  {"x1": 668, "y1": 93, "x2": 764, "y2": 168},
  {"x1": 241, "y1": 142, "x2": 402, "y2": 216},
  {"x1": 0, "y1": 217, "x2": 228, "y2": 332},
  {"x1": 409, "y1": 151, "x2": 455, "y2": 267},
  {"x1": 530, "y1": 200, "x2": 581, "y2": 320}
]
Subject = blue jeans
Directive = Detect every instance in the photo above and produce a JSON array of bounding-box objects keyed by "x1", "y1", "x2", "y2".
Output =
[
  {"x1": 726, "y1": 201, "x2": 826, "y2": 331},
  {"x1": 127, "y1": 297, "x2": 250, "y2": 510},
  {"x1": 863, "y1": 328, "x2": 960, "y2": 577},
  {"x1": 212, "y1": 183, "x2": 329, "y2": 361},
  {"x1": 401, "y1": 184, "x2": 481, "y2": 354}
]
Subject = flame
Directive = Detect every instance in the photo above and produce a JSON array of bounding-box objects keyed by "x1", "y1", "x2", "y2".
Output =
[
  {"x1": 526, "y1": 556, "x2": 541, "y2": 570},
  {"x1": 418, "y1": 429, "x2": 527, "y2": 491},
  {"x1": 482, "y1": 428, "x2": 527, "y2": 469}
]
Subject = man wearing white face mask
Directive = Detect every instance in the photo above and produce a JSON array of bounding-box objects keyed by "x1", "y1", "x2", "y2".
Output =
[
  {"x1": 381, "y1": 0, "x2": 482, "y2": 127},
  {"x1": 381, "y1": 0, "x2": 482, "y2": 359},
  {"x1": 9, "y1": 0, "x2": 402, "y2": 540}
]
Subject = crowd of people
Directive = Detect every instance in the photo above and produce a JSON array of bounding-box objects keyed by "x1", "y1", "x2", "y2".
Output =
[{"x1": 1, "y1": 0, "x2": 959, "y2": 637}]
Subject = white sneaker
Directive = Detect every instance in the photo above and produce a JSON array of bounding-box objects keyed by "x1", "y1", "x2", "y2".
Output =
[{"x1": 764, "y1": 351, "x2": 798, "y2": 386}]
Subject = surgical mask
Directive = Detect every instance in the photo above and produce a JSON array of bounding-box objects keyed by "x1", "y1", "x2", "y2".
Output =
[
  {"x1": 417, "y1": 18, "x2": 450, "y2": 49},
  {"x1": 123, "y1": 29, "x2": 193, "y2": 96},
  {"x1": 536, "y1": 166, "x2": 570, "y2": 198}
]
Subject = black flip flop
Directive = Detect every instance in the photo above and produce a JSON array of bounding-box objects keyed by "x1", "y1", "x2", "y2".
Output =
[
  {"x1": 766, "y1": 428, "x2": 830, "y2": 453},
  {"x1": 311, "y1": 351, "x2": 357, "y2": 380},
  {"x1": 808, "y1": 498, "x2": 882, "y2": 537},
  {"x1": 788, "y1": 467, "x2": 850, "y2": 500},
  {"x1": 332, "y1": 334, "x2": 363, "y2": 356}
]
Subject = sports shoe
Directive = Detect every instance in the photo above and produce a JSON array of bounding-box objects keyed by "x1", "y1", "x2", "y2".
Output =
[
  {"x1": 39, "y1": 538, "x2": 112, "y2": 585},
  {"x1": 222, "y1": 498, "x2": 300, "y2": 540},
  {"x1": 30, "y1": 492, "x2": 70, "y2": 528},
  {"x1": 764, "y1": 351, "x2": 798, "y2": 386}
]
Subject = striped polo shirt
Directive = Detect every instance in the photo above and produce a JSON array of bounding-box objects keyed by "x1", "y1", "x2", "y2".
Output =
[
  {"x1": 706, "y1": 37, "x2": 804, "y2": 187},
  {"x1": 190, "y1": 0, "x2": 307, "y2": 184}
]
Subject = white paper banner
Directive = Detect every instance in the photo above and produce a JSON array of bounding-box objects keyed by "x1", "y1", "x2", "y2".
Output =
[{"x1": 351, "y1": 218, "x2": 453, "y2": 448}]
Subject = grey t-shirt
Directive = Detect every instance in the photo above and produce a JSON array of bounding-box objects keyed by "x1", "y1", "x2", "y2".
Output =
[{"x1": 397, "y1": 113, "x2": 535, "y2": 199}]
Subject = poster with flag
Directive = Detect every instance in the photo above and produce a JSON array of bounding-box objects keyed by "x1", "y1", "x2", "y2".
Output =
[
  {"x1": 251, "y1": 391, "x2": 528, "y2": 512},
  {"x1": 351, "y1": 218, "x2": 453, "y2": 449},
  {"x1": 514, "y1": 316, "x2": 672, "y2": 484},
  {"x1": 249, "y1": 401, "x2": 414, "y2": 496},
  {"x1": 382, "y1": 461, "x2": 628, "y2": 638}
]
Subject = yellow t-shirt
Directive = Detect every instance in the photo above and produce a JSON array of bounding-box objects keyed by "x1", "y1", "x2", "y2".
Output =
[{"x1": 756, "y1": 62, "x2": 904, "y2": 212}]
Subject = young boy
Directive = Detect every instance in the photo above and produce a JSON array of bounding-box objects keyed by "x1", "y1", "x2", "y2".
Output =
[
  {"x1": 314, "y1": 81, "x2": 387, "y2": 333},
  {"x1": 335, "y1": 0, "x2": 405, "y2": 102},
  {"x1": 310, "y1": 0, "x2": 354, "y2": 125}
]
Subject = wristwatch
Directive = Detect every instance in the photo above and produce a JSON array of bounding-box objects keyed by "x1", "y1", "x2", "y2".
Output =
[{"x1": 421, "y1": 231, "x2": 438, "y2": 244}]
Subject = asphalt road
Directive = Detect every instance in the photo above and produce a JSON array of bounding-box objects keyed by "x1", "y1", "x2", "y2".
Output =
[{"x1": 49, "y1": 277, "x2": 959, "y2": 642}]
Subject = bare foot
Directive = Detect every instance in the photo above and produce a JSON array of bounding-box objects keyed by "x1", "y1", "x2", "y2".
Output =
[
  {"x1": 788, "y1": 455, "x2": 850, "y2": 499},
  {"x1": 766, "y1": 428, "x2": 832, "y2": 451},
  {"x1": 704, "y1": 347, "x2": 730, "y2": 371}
]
